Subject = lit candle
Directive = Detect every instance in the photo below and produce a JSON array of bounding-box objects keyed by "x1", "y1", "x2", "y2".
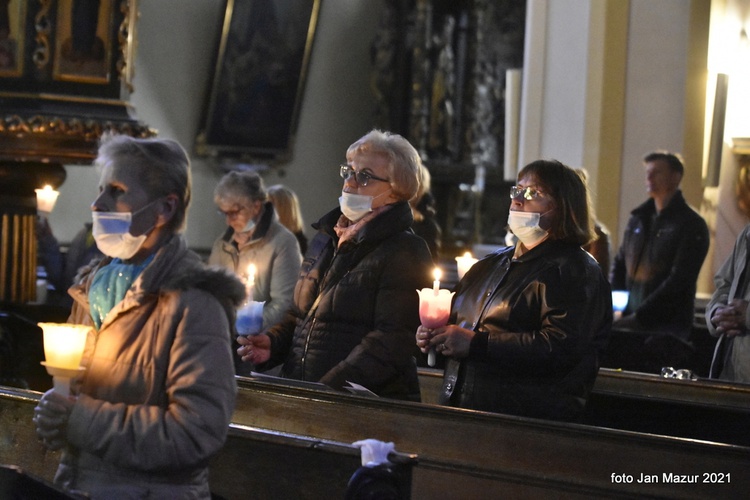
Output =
[
  {"x1": 455, "y1": 251, "x2": 479, "y2": 280},
  {"x1": 35, "y1": 185, "x2": 60, "y2": 214},
  {"x1": 38, "y1": 322, "x2": 89, "y2": 396},
  {"x1": 245, "y1": 263, "x2": 257, "y2": 302},
  {"x1": 247, "y1": 263, "x2": 256, "y2": 286},
  {"x1": 418, "y1": 271, "x2": 454, "y2": 367}
]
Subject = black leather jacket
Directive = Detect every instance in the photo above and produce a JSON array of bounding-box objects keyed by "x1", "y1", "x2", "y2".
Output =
[
  {"x1": 265, "y1": 202, "x2": 432, "y2": 401},
  {"x1": 440, "y1": 240, "x2": 612, "y2": 421},
  {"x1": 610, "y1": 190, "x2": 709, "y2": 337}
]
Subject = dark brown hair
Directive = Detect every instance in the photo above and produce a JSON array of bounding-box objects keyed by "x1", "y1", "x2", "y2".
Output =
[{"x1": 517, "y1": 159, "x2": 595, "y2": 245}]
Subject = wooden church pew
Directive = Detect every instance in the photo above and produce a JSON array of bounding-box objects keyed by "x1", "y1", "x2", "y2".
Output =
[{"x1": 232, "y1": 376, "x2": 750, "y2": 499}]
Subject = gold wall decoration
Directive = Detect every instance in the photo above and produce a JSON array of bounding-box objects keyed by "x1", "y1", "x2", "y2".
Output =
[
  {"x1": 0, "y1": 0, "x2": 26, "y2": 77},
  {"x1": 32, "y1": 0, "x2": 52, "y2": 69}
]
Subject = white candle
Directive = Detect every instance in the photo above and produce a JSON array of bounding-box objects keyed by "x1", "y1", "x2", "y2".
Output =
[
  {"x1": 247, "y1": 263, "x2": 256, "y2": 286},
  {"x1": 35, "y1": 185, "x2": 60, "y2": 214},
  {"x1": 245, "y1": 263, "x2": 257, "y2": 302},
  {"x1": 432, "y1": 268, "x2": 441, "y2": 296},
  {"x1": 38, "y1": 322, "x2": 90, "y2": 396},
  {"x1": 455, "y1": 251, "x2": 478, "y2": 280}
]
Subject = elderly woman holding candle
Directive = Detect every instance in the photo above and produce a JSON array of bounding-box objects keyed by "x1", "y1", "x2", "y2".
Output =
[
  {"x1": 237, "y1": 129, "x2": 433, "y2": 400},
  {"x1": 32, "y1": 134, "x2": 245, "y2": 498},
  {"x1": 416, "y1": 159, "x2": 612, "y2": 421},
  {"x1": 209, "y1": 172, "x2": 302, "y2": 337}
]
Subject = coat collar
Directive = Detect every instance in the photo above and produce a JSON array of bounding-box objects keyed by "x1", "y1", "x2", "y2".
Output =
[{"x1": 314, "y1": 201, "x2": 414, "y2": 246}]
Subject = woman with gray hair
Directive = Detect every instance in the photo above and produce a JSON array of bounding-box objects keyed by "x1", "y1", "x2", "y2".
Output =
[
  {"x1": 209, "y1": 171, "x2": 302, "y2": 356},
  {"x1": 33, "y1": 134, "x2": 244, "y2": 498},
  {"x1": 238, "y1": 129, "x2": 433, "y2": 401}
]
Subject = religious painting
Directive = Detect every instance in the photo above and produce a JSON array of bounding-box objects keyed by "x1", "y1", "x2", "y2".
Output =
[
  {"x1": 53, "y1": 0, "x2": 114, "y2": 84},
  {"x1": 197, "y1": 0, "x2": 321, "y2": 161},
  {"x1": 0, "y1": 0, "x2": 25, "y2": 77}
]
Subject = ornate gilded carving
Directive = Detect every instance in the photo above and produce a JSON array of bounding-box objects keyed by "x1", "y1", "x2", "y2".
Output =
[
  {"x1": 0, "y1": 114, "x2": 153, "y2": 140},
  {"x1": 32, "y1": 0, "x2": 52, "y2": 69},
  {"x1": 117, "y1": 0, "x2": 137, "y2": 92},
  {"x1": 409, "y1": 0, "x2": 432, "y2": 159}
]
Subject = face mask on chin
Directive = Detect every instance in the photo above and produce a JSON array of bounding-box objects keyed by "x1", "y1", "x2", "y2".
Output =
[
  {"x1": 507, "y1": 210, "x2": 549, "y2": 247},
  {"x1": 92, "y1": 201, "x2": 157, "y2": 260},
  {"x1": 239, "y1": 216, "x2": 256, "y2": 234}
]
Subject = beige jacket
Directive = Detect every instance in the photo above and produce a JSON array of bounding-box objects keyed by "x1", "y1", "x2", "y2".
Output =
[{"x1": 58, "y1": 235, "x2": 245, "y2": 499}]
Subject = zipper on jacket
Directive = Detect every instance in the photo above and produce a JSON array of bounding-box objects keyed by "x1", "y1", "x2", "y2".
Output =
[{"x1": 300, "y1": 317, "x2": 317, "y2": 380}]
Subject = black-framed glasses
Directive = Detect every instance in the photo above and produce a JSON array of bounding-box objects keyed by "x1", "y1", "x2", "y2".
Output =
[
  {"x1": 510, "y1": 185, "x2": 544, "y2": 201},
  {"x1": 340, "y1": 164, "x2": 390, "y2": 186}
]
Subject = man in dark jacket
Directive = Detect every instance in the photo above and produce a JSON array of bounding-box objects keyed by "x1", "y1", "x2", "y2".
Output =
[
  {"x1": 610, "y1": 151, "x2": 709, "y2": 371},
  {"x1": 237, "y1": 130, "x2": 433, "y2": 401}
]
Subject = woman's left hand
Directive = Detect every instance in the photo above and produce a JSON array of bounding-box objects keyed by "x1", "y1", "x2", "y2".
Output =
[
  {"x1": 33, "y1": 389, "x2": 75, "y2": 450},
  {"x1": 425, "y1": 324, "x2": 475, "y2": 359}
]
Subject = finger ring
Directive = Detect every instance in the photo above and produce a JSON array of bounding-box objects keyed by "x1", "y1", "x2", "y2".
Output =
[{"x1": 440, "y1": 343, "x2": 447, "y2": 351}]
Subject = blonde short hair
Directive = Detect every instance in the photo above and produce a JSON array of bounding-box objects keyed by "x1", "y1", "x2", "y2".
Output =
[{"x1": 346, "y1": 129, "x2": 422, "y2": 202}]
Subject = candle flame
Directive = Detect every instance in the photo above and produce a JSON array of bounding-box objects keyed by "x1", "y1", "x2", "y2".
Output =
[
  {"x1": 247, "y1": 263, "x2": 257, "y2": 281},
  {"x1": 463, "y1": 251, "x2": 473, "y2": 258},
  {"x1": 433, "y1": 268, "x2": 442, "y2": 281}
]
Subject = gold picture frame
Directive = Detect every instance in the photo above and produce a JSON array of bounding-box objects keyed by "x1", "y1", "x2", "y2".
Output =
[
  {"x1": 52, "y1": 0, "x2": 114, "y2": 84},
  {"x1": 0, "y1": 0, "x2": 26, "y2": 77}
]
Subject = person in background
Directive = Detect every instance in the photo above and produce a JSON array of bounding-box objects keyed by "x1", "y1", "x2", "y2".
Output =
[
  {"x1": 267, "y1": 183, "x2": 308, "y2": 255},
  {"x1": 237, "y1": 129, "x2": 433, "y2": 401},
  {"x1": 410, "y1": 164, "x2": 442, "y2": 262},
  {"x1": 576, "y1": 168, "x2": 611, "y2": 277},
  {"x1": 37, "y1": 219, "x2": 104, "y2": 308},
  {"x1": 610, "y1": 151, "x2": 709, "y2": 371},
  {"x1": 706, "y1": 224, "x2": 750, "y2": 383},
  {"x1": 209, "y1": 171, "x2": 302, "y2": 337},
  {"x1": 33, "y1": 134, "x2": 243, "y2": 498},
  {"x1": 416, "y1": 159, "x2": 612, "y2": 421}
]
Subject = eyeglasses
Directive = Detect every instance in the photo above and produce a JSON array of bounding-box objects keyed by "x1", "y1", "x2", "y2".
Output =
[
  {"x1": 340, "y1": 164, "x2": 390, "y2": 186},
  {"x1": 510, "y1": 185, "x2": 544, "y2": 201},
  {"x1": 217, "y1": 206, "x2": 247, "y2": 218}
]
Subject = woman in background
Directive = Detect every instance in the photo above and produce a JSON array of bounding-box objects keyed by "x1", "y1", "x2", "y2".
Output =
[
  {"x1": 209, "y1": 171, "x2": 302, "y2": 331},
  {"x1": 268, "y1": 183, "x2": 308, "y2": 255}
]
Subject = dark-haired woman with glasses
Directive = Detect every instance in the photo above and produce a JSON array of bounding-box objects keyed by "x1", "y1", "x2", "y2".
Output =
[
  {"x1": 237, "y1": 129, "x2": 432, "y2": 401},
  {"x1": 416, "y1": 159, "x2": 612, "y2": 421}
]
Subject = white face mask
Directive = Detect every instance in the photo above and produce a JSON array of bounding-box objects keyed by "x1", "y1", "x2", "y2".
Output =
[
  {"x1": 240, "y1": 217, "x2": 256, "y2": 234},
  {"x1": 339, "y1": 192, "x2": 373, "y2": 221},
  {"x1": 507, "y1": 210, "x2": 548, "y2": 247},
  {"x1": 338, "y1": 189, "x2": 393, "y2": 222},
  {"x1": 92, "y1": 202, "x2": 156, "y2": 260}
]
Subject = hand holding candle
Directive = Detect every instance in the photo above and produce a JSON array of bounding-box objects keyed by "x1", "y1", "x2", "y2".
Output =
[{"x1": 418, "y1": 267, "x2": 455, "y2": 366}]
